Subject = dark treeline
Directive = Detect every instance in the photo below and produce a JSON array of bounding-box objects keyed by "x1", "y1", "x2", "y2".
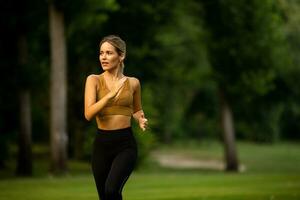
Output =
[{"x1": 1, "y1": 0, "x2": 300, "y2": 174}]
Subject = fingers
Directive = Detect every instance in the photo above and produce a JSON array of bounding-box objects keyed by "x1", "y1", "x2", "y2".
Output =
[
  {"x1": 114, "y1": 78, "x2": 127, "y2": 99},
  {"x1": 113, "y1": 89, "x2": 122, "y2": 101},
  {"x1": 140, "y1": 117, "x2": 148, "y2": 131},
  {"x1": 108, "y1": 77, "x2": 127, "y2": 99},
  {"x1": 144, "y1": 118, "x2": 148, "y2": 126}
]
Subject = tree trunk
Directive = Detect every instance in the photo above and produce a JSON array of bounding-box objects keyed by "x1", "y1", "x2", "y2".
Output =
[
  {"x1": 219, "y1": 88, "x2": 239, "y2": 171},
  {"x1": 16, "y1": 90, "x2": 33, "y2": 176},
  {"x1": 16, "y1": 34, "x2": 33, "y2": 176},
  {"x1": 49, "y1": 2, "x2": 68, "y2": 174}
]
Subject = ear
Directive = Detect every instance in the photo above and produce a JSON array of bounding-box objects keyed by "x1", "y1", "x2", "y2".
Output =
[{"x1": 120, "y1": 53, "x2": 125, "y2": 62}]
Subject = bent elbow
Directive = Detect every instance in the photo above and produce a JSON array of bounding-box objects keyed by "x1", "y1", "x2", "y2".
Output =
[{"x1": 84, "y1": 112, "x2": 92, "y2": 121}]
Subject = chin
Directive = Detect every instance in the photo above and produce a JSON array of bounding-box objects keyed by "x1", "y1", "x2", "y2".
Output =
[
  {"x1": 102, "y1": 66, "x2": 118, "y2": 72},
  {"x1": 101, "y1": 66, "x2": 110, "y2": 70}
]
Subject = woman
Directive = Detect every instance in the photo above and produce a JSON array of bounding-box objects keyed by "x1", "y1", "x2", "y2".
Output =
[{"x1": 84, "y1": 35, "x2": 148, "y2": 200}]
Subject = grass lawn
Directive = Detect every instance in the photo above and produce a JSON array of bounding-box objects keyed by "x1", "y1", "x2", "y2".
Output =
[{"x1": 0, "y1": 141, "x2": 299, "y2": 200}]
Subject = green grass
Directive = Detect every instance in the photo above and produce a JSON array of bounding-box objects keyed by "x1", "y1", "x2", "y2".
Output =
[{"x1": 0, "y1": 141, "x2": 300, "y2": 200}]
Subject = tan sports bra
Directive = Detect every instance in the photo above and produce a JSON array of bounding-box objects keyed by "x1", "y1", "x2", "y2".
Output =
[{"x1": 97, "y1": 73, "x2": 139, "y2": 116}]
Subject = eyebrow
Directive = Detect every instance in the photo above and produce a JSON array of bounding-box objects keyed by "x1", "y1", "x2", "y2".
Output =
[{"x1": 100, "y1": 50, "x2": 114, "y2": 52}]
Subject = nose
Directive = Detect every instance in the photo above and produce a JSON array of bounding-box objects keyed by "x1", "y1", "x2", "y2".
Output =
[{"x1": 100, "y1": 53, "x2": 107, "y2": 61}]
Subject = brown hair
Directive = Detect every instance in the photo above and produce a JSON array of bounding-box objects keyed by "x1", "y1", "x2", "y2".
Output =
[{"x1": 99, "y1": 35, "x2": 126, "y2": 72}]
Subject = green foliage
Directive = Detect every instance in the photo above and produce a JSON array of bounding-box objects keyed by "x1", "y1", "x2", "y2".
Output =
[
  {"x1": 203, "y1": 0, "x2": 286, "y2": 98},
  {"x1": 81, "y1": 124, "x2": 98, "y2": 160},
  {"x1": 277, "y1": 0, "x2": 300, "y2": 140},
  {"x1": 185, "y1": 85, "x2": 220, "y2": 139},
  {"x1": 2, "y1": 0, "x2": 300, "y2": 172},
  {"x1": 147, "y1": 0, "x2": 214, "y2": 141},
  {"x1": 202, "y1": 0, "x2": 293, "y2": 142}
]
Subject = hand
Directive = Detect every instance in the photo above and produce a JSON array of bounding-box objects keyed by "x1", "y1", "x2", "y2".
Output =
[
  {"x1": 106, "y1": 77, "x2": 127, "y2": 100},
  {"x1": 139, "y1": 113, "x2": 148, "y2": 131}
]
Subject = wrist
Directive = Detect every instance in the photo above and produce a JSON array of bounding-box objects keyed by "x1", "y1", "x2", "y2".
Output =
[{"x1": 103, "y1": 94, "x2": 114, "y2": 102}]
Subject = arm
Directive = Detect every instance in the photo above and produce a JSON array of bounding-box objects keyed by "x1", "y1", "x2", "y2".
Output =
[
  {"x1": 132, "y1": 78, "x2": 148, "y2": 131},
  {"x1": 84, "y1": 75, "x2": 110, "y2": 121},
  {"x1": 84, "y1": 75, "x2": 126, "y2": 121}
]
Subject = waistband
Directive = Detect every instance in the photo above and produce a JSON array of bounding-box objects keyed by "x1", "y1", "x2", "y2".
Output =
[{"x1": 96, "y1": 127, "x2": 133, "y2": 140}]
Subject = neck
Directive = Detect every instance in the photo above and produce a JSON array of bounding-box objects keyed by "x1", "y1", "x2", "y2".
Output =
[{"x1": 104, "y1": 67, "x2": 123, "y2": 80}]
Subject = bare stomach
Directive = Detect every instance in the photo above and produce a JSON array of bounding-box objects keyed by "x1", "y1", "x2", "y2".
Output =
[{"x1": 96, "y1": 115, "x2": 132, "y2": 130}]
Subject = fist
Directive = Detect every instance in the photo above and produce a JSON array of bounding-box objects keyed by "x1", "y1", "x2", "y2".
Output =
[{"x1": 139, "y1": 113, "x2": 148, "y2": 131}]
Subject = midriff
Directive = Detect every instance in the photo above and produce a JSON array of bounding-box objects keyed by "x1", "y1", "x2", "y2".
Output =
[{"x1": 96, "y1": 115, "x2": 131, "y2": 130}]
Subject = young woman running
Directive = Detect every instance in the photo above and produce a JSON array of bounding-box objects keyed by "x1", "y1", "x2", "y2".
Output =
[{"x1": 84, "y1": 35, "x2": 148, "y2": 200}]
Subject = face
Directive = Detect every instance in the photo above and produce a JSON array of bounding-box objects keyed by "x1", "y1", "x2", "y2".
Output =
[{"x1": 99, "y1": 42, "x2": 123, "y2": 71}]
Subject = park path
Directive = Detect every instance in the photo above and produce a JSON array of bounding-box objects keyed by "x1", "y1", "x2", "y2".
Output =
[
  {"x1": 151, "y1": 152, "x2": 246, "y2": 172},
  {"x1": 151, "y1": 151, "x2": 225, "y2": 170}
]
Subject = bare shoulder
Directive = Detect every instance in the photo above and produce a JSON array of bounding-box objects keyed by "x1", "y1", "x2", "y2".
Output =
[
  {"x1": 127, "y1": 76, "x2": 141, "y2": 88},
  {"x1": 86, "y1": 74, "x2": 100, "y2": 81},
  {"x1": 85, "y1": 74, "x2": 101, "y2": 88}
]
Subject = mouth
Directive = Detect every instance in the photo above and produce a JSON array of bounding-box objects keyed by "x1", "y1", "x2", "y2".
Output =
[{"x1": 101, "y1": 62, "x2": 109, "y2": 65}]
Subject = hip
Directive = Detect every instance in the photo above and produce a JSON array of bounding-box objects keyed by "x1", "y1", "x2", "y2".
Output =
[{"x1": 93, "y1": 127, "x2": 137, "y2": 150}]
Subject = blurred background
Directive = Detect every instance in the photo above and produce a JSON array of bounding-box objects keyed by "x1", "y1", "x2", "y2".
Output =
[{"x1": 0, "y1": 0, "x2": 300, "y2": 199}]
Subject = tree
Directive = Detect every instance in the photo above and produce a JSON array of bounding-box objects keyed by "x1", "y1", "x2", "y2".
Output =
[
  {"x1": 49, "y1": 0, "x2": 68, "y2": 174},
  {"x1": 0, "y1": 0, "x2": 47, "y2": 174},
  {"x1": 11, "y1": 0, "x2": 33, "y2": 176},
  {"x1": 201, "y1": 0, "x2": 287, "y2": 170},
  {"x1": 16, "y1": 34, "x2": 33, "y2": 176},
  {"x1": 277, "y1": 0, "x2": 300, "y2": 140}
]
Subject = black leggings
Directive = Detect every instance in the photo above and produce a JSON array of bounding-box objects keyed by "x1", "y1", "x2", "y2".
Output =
[{"x1": 91, "y1": 127, "x2": 137, "y2": 200}]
